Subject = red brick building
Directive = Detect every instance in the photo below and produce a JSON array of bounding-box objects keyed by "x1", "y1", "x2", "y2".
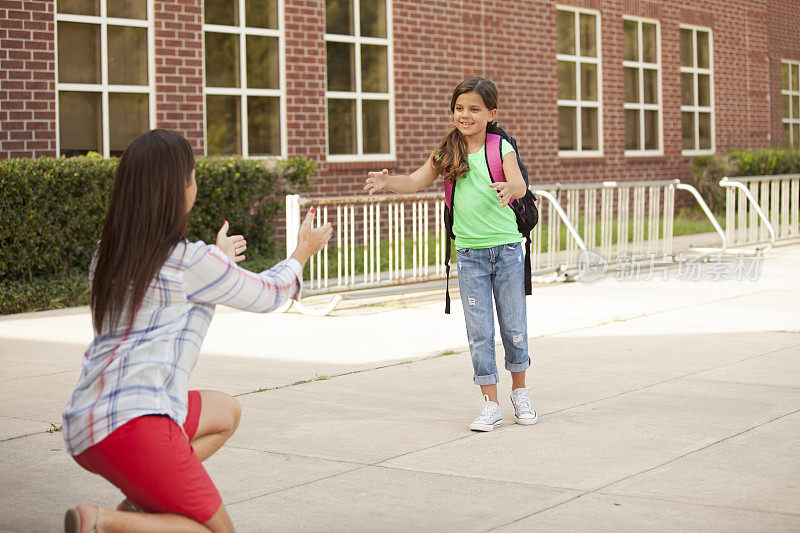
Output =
[{"x1": 1, "y1": 0, "x2": 799, "y2": 198}]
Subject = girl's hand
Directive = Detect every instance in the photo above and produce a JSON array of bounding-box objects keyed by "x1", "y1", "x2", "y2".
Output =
[
  {"x1": 216, "y1": 221, "x2": 247, "y2": 263},
  {"x1": 364, "y1": 169, "x2": 389, "y2": 196},
  {"x1": 291, "y1": 208, "x2": 334, "y2": 266},
  {"x1": 490, "y1": 182, "x2": 513, "y2": 208}
]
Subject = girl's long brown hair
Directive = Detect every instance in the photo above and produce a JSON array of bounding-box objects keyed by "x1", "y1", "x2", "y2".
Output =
[
  {"x1": 431, "y1": 77, "x2": 499, "y2": 181},
  {"x1": 91, "y1": 129, "x2": 195, "y2": 333}
]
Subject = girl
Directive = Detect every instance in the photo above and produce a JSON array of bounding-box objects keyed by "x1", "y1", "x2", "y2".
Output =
[
  {"x1": 364, "y1": 77, "x2": 536, "y2": 431},
  {"x1": 63, "y1": 129, "x2": 332, "y2": 532}
]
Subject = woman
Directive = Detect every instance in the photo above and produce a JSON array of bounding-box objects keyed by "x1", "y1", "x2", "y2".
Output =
[{"x1": 63, "y1": 129, "x2": 332, "y2": 532}]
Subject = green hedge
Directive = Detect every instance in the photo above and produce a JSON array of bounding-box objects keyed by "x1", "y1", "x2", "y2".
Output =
[
  {"x1": 0, "y1": 154, "x2": 315, "y2": 315},
  {"x1": 689, "y1": 148, "x2": 800, "y2": 213}
]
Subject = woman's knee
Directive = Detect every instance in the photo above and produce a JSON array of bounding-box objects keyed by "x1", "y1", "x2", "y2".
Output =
[{"x1": 227, "y1": 396, "x2": 241, "y2": 436}]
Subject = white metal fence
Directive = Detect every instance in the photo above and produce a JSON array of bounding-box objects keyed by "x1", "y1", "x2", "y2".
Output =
[
  {"x1": 284, "y1": 179, "x2": 719, "y2": 298},
  {"x1": 721, "y1": 174, "x2": 800, "y2": 252}
]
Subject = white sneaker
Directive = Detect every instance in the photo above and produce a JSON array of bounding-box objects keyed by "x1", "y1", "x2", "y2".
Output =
[
  {"x1": 510, "y1": 387, "x2": 538, "y2": 425},
  {"x1": 469, "y1": 395, "x2": 502, "y2": 431}
]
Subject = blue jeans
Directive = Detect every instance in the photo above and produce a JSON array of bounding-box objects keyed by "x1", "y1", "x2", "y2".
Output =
[{"x1": 456, "y1": 242, "x2": 530, "y2": 385}]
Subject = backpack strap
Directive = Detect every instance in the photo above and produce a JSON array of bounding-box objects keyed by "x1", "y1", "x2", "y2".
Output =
[
  {"x1": 485, "y1": 133, "x2": 504, "y2": 183},
  {"x1": 443, "y1": 177, "x2": 455, "y2": 314}
]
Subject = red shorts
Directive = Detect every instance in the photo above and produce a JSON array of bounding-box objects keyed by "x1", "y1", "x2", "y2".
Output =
[{"x1": 73, "y1": 390, "x2": 222, "y2": 524}]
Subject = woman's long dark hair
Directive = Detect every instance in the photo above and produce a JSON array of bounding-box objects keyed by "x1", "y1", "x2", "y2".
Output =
[
  {"x1": 91, "y1": 129, "x2": 195, "y2": 333},
  {"x1": 431, "y1": 77, "x2": 499, "y2": 181}
]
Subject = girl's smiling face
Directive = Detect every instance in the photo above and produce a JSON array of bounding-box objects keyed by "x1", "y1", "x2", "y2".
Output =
[{"x1": 453, "y1": 92, "x2": 497, "y2": 137}]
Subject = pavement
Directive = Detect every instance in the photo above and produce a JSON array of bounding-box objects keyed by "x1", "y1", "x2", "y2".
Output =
[{"x1": 0, "y1": 240, "x2": 798, "y2": 532}]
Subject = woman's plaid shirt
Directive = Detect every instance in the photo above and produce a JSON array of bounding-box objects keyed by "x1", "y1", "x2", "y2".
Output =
[{"x1": 63, "y1": 240, "x2": 302, "y2": 455}]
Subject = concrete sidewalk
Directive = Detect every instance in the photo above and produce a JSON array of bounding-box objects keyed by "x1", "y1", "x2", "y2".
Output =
[{"x1": 0, "y1": 245, "x2": 798, "y2": 531}]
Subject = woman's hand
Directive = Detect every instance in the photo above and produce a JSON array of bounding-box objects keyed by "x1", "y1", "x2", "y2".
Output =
[
  {"x1": 290, "y1": 208, "x2": 334, "y2": 267},
  {"x1": 216, "y1": 221, "x2": 247, "y2": 263},
  {"x1": 364, "y1": 169, "x2": 389, "y2": 196}
]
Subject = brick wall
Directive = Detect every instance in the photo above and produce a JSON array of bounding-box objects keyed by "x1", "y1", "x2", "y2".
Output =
[
  {"x1": 0, "y1": 0, "x2": 56, "y2": 158},
  {"x1": 768, "y1": 0, "x2": 800, "y2": 146},
  {"x1": 307, "y1": 0, "x2": 779, "y2": 207},
  {"x1": 154, "y1": 0, "x2": 205, "y2": 154},
  {"x1": 0, "y1": 0, "x2": 795, "y2": 185}
]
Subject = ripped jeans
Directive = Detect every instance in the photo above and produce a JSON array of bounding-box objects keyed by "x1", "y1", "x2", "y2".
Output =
[{"x1": 456, "y1": 242, "x2": 530, "y2": 385}]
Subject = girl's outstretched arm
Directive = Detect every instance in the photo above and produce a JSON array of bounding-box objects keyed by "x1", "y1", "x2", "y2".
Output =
[{"x1": 364, "y1": 156, "x2": 437, "y2": 195}]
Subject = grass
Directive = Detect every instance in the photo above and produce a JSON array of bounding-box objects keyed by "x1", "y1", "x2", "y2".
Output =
[
  {"x1": 438, "y1": 349, "x2": 458, "y2": 356},
  {"x1": 47, "y1": 423, "x2": 63, "y2": 433}
]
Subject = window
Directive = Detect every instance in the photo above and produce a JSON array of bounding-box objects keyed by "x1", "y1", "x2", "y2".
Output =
[
  {"x1": 781, "y1": 60, "x2": 800, "y2": 148},
  {"x1": 325, "y1": 0, "x2": 393, "y2": 160},
  {"x1": 680, "y1": 25, "x2": 714, "y2": 154},
  {"x1": 623, "y1": 17, "x2": 661, "y2": 155},
  {"x1": 203, "y1": 0, "x2": 284, "y2": 157},
  {"x1": 557, "y1": 6, "x2": 602, "y2": 156},
  {"x1": 55, "y1": 0, "x2": 153, "y2": 157}
]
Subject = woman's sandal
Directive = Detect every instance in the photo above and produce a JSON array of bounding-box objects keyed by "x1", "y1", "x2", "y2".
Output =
[{"x1": 64, "y1": 505, "x2": 98, "y2": 533}]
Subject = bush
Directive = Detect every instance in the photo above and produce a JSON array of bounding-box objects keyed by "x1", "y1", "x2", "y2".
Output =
[
  {"x1": 688, "y1": 148, "x2": 800, "y2": 213},
  {"x1": 0, "y1": 155, "x2": 315, "y2": 314}
]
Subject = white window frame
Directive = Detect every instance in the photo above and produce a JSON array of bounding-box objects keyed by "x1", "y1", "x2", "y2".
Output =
[
  {"x1": 325, "y1": 0, "x2": 395, "y2": 162},
  {"x1": 202, "y1": 0, "x2": 287, "y2": 159},
  {"x1": 556, "y1": 5, "x2": 603, "y2": 158},
  {"x1": 680, "y1": 24, "x2": 715, "y2": 156},
  {"x1": 54, "y1": 0, "x2": 156, "y2": 158},
  {"x1": 623, "y1": 16, "x2": 663, "y2": 157},
  {"x1": 781, "y1": 59, "x2": 800, "y2": 147}
]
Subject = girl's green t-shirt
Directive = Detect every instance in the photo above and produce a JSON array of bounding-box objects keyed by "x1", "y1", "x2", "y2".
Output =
[{"x1": 452, "y1": 139, "x2": 522, "y2": 249}]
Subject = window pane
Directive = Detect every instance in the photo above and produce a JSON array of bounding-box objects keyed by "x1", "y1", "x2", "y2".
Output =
[
  {"x1": 57, "y1": 0, "x2": 98, "y2": 16},
  {"x1": 642, "y1": 23, "x2": 657, "y2": 64},
  {"x1": 361, "y1": 44, "x2": 388, "y2": 93},
  {"x1": 624, "y1": 67, "x2": 639, "y2": 104},
  {"x1": 246, "y1": 0, "x2": 278, "y2": 29},
  {"x1": 326, "y1": 41, "x2": 355, "y2": 92},
  {"x1": 109, "y1": 93, "x2": 149, "y2": 156},
  {"x1": 558, "y1": 61, "x2": 576, "y2": 100},
  {"x1": 783, "y1": 94, "x2": 790, "y2": 119},
  {"x1": 581, "y1": 63, "x2": 597, "y2": 101},
  {"x1": 644, "y1": 110, "x2": 658, "y2": 150},
  {"x1": 698, "y1": 112, "x2": 711, "y2": 150},
  {"x1": 697, "y1": 73, "x2": 710, "y2": 107},
  {"x1": 783, "y1": 122, "x2": 791, "y2": 146},
  {"x1": 581, "y1": 107, "x2": 598, "y2": 151},
  {"x1": 247, "y1": 96, "x2": 280, "y2": 156},
  {"x1": 328, "y1": 98, "x2": 356, "y2": 154},
  {"x1": 793, "y1": 95, "x2": 799, "y2": 119},
  {"x1": 556, "y1": 10, "x2": 574, "y2": 55},
  {"x1": 579, "y1": 13, "x2": 596, "y2": 57},
  {"x1": 362, "y1": 99, "x2": 389, "y2": 154},
  {"x1": 643, "y1": 68, "x2": 657, "y2": 104},
  {"x1": 681, "y1": 72, "x2": 694, "y2": 106},
  {"x1": 246, "y1": 35, "x2": 279, "y2": 89},
  {"x1": 623, "y1": 19, "x2": 638, "y2": 62},
  {"x1": 204, "y1": 0, "x2": 238, "y2": 26},
  {"x1": 326, "y1": 0, "x2": 353, "y2": 35},
  {"x1": 205, "y1": 32, "x2": 240, "y2": 87},
  {"x1": 108, "y1": 26, "x2": 148, "y2": 85},
  {"x1": 782, "y1": 62, "x2": 790, "y2": 90},
  {"x1": 360, "y1": 0, "x2": 387, "y2": 38},
  {"x1": 59, "y1": 91, "x2": 102, "y2": 156},
  {"x1": 558, "y1": 106, "x2": 576, "y2": 151},
  {"x1": 682, "y1": 111, "x2": 695, "y2": 150},
  {"x1": 206, "y1": 95, "x2": 241, "y2": 155},
  {"x1": 107, "y1": 0, "x2": 147, "y2": 19},
  {"x1": 57, "y1": 22, "x2": 100, "y2": 84},
  {"x1": 680, "y1": 28, "x2": 693, "y2": 67},
  {"x1": 794, "y1": 124, "x2": 800, "y2": 148},
  {"x1": 697, "y1": 31, "x2": 709, "y2": 69},
  {"x1": 625, "y1": 109, "x2": 640, "y2": 151},
  {"x1": 793, "y1": 65, "x2": 799, "y2": 92}
]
